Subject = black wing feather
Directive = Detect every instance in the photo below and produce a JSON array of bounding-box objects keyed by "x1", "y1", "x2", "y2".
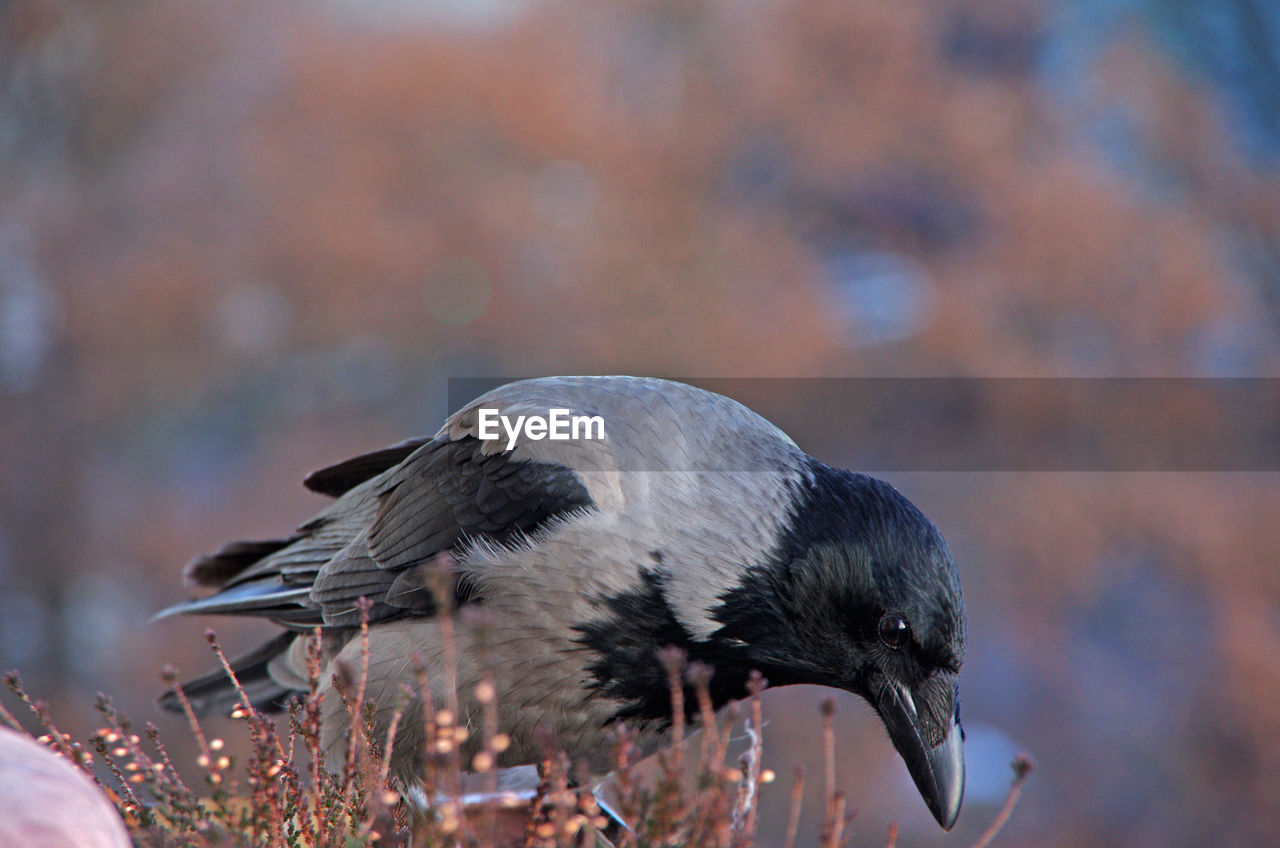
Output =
[
  {"x1": 311, "y1": 438, "x2": 594, "y2": 624},
  {"x1": 302, "y1": 436, "x2": 432, "y2": 497},
  {"x1": 161, "y1": 436, "x2": 595, "y2": 630}
]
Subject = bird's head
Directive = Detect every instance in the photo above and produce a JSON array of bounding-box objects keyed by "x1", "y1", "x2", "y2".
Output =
[{"x1": 712, "y1": 464, "x2": 966, "y2": 829}]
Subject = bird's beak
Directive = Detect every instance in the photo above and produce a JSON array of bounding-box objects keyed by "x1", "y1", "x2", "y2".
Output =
[{"x1": 877, "y1": 676, "x2": 965, "y2": 830}]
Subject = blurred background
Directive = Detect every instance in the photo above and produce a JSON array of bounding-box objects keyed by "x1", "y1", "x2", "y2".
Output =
[{"x1": 2, "y1": 0, "x2": 1279, "y2": 845}]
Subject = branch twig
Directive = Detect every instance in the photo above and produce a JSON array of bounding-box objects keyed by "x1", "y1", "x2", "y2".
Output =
[{"x1": 969, "y1": 753, "x2": 1035, "y2": 848}]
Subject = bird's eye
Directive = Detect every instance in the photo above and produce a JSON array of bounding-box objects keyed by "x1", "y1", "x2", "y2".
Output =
[{"x1": 878, "y1": 613, "x2": 910, "y2": 650}]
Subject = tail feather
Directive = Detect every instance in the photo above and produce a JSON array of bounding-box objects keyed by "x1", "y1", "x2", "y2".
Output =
[
  {"x1": 152, "y1": 578, "x2": 315, "y2": 621},
  {"x1": 303, "y1": 437, "x2": 431, "y2": 497},
  {"x1": 184, "y1": 536, "x2": 302, "y2": 588},
  {"x1": 159, "y1": 632, "x2": 299, "y2": 717}
]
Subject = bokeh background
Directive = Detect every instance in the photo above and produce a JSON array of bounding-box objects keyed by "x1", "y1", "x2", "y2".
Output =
[{"x1": 3, "y1": 0, "x2": 1280, "y2": 845}]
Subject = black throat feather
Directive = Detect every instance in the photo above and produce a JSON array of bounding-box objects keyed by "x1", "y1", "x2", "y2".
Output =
[{"x1": 571, "y1": 566, "x2": 757, "y2": 726}]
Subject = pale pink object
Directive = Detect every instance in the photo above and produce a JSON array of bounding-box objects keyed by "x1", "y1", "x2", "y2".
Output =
[{"x1": 0, "y1": 727, "x2": 131, "y2": 848}]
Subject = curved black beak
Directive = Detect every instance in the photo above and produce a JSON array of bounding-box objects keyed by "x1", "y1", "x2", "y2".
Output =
[{"x1": 877, "y1": 677, "x2": 965, "y2": 830}]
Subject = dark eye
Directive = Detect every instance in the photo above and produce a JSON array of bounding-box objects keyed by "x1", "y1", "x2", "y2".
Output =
[{"x1": 878, "y1": 613, "x2": 910, "y2": 650}]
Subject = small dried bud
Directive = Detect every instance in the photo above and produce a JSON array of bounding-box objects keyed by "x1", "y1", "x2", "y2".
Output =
[
  {"x1": 435, "y1": 710, "x2": 455, "y2": 727},
  {"x1": 112, "y1": 747, "x2": 129, "y2": 758},
  {"x1": 475, "y1": 680, "x2": 496, "y2": 703},
  {"x1": 490, "y1": 733, "x2": 510, "y2": 753},
  {"x1": 686, "y1": 661, "x2": 714, "y2": 688},
  {"x1": 209, "y1": 738, "x2": 224, "y2": 751},
  {"x1": 196, "y1": 754, "x2": 210, "y2": 768},
  {"x1": 216, "y1": 756, "x2": 231, "y2": 770},
  {"x1": 760, "y1": 769, "x2": 777, "y2": 783},
  {"x1": 657, "y1": 646, "x2": 687, "y2": 677},
  {"x1": 472, "y1": 751, "x2": 494, "y2": 772}
]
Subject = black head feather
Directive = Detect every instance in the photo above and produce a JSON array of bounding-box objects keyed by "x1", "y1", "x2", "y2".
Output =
[
  {"x1": 711, "y1": 459, "x2": 967, "y2": 828},
  {"x1": 575, "y1": 459, "x2": 964, "y2": 720}
]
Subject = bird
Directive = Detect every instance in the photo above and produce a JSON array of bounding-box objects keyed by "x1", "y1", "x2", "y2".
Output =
[{"x1": 157, "y1": 376, "x2": 966, "y2": 829}]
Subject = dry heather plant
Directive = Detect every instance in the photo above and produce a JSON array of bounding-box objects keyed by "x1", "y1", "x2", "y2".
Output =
[{"x1": 1, "y1": 593, "x2": 1032, "y2": 848}]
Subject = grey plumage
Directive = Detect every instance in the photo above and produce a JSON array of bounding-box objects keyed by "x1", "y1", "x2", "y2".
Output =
[{"x1": 159, "y1": 376, "x2": 967, "y2": 828}]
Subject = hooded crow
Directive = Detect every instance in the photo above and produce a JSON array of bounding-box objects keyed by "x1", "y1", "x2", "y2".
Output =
[{"x1": 157, "y1": 376, "x2": 966, "y2": 829}]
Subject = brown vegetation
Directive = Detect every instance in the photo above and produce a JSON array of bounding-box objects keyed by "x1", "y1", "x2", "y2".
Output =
[{"x1": 3, "y1": 599, "x2": 1033, "y2": 847}]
